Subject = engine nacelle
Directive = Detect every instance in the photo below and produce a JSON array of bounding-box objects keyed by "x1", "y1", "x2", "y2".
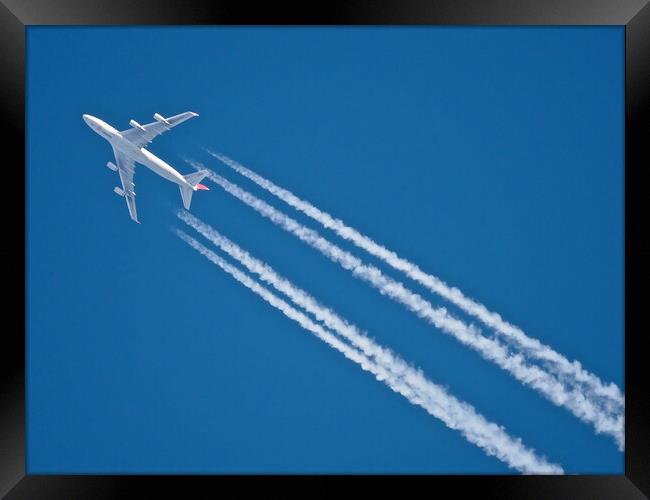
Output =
[
  {"x1": 129, "y1": 119, "x2": 146, "y2": 132},
  {"x1": 113, "y1": 186, "x2": 125, "y2": 197},
  {"x1": 106, "y1": 161, "x2": 117, "y2": 171},
  {"x1": 153, "y1": 113, "x2": 170, "y2": 125}
]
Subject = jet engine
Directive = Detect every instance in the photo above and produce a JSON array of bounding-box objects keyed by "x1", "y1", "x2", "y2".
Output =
[
  {"x1": 106, "y1": 161, "x2": 118, "y2": 171},
  {"x1": 129, "y1": 119, "x2": 146, "y2": 132},
  {"x1": 153, "y1": 113, "x2": 170, "y2": 125},
  {"x1": 113, "y1": 186, "x2": 125, "y2": 197}
]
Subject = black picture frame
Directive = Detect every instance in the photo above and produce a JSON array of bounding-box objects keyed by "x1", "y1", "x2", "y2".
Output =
[{"x1": 3, "y1": 1, "x2": 648, "y2": 497}]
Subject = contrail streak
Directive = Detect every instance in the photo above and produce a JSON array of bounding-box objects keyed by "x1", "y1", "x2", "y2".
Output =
[
  {"x1": 175, "y1": 228, "x2": 563, "y2": 474},
  {"x1": 178, "y1": 210, "x2": 411, "y2": 376},
  {"x1": 208, "y1": 150, "x2": 624, "y2": 418},
  {"x1": 187, "y1": 159, "x2": 624, "y2": 449}
]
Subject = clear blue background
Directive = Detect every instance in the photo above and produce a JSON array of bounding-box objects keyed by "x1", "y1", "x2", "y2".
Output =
[{"x1": 26, "y1": 27, "x2": 624, "y2": 473}]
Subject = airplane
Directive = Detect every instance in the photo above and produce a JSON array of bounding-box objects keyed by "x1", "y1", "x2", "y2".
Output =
[{"x1": 82, "y1": 111, "x2": 209, "y2": 223}]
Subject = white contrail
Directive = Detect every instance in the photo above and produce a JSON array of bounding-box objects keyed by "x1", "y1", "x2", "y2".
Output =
[
  {"x1": 178, "y1": 210, "x2": 410, "y2": 375},
  {"x1": 187, "y1": 159, "x2": 624, "y2": 449},
  {"x1": 175, "y1": 229, "x2": 563, "y2": 474},
  {"x1": 208, "y1": 150, "x2": 624, "y2": 415}
]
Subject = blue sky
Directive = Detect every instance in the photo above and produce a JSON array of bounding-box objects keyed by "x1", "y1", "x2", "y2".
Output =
[{"x1": 26, "y1": 26, "x2": 623, "y2": 473}]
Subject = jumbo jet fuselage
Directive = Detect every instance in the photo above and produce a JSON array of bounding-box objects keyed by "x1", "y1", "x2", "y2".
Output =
[{"x1": 83, "y1": 114, "x2": 190, "y2": 188}]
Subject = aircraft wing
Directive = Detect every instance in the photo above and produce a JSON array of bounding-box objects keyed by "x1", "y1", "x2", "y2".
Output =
[
  {"x1": 120, "y1": 111, "x2": 198, "y2": 148},
  {"x1": 113, "y1": 148, "x2": 139, "y2": 223}
]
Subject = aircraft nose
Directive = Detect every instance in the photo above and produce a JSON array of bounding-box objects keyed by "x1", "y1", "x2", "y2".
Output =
[{"x1": 82, "y1": 114, "x2": 95, "y2": 126}]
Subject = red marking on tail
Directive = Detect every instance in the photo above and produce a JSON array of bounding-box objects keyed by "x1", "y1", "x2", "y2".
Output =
[{"x1": 196, "y1": 183, "x2": 210, "y2": 191}]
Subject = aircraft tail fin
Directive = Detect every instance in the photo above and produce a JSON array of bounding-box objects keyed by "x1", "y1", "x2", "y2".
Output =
[{"x1": 179, "y1": 170, "x2": 210, "y2": 210}]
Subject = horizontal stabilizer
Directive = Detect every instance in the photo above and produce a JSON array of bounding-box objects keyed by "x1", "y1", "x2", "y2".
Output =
[
  {"x1": 178, "y1": 171, "x2": 209, "y2": 210},
  {"x1": 183, "y1": 170, "x2": 209, "y2": 188},
  {"x1": 179, "y1": 185, "x2": 194, "y2": 210}
]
